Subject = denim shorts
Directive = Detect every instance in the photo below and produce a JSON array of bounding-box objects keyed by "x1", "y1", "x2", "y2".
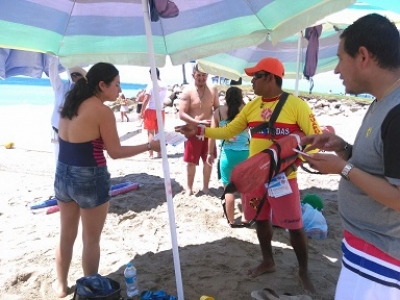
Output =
[{"x1": 54, "y1": 161, "x2": 111, "y2": 209}]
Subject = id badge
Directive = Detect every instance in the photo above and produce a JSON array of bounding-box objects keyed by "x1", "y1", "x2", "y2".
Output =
[{"x1": 265, "y1": 172, "x2": 292, "y2": 198}]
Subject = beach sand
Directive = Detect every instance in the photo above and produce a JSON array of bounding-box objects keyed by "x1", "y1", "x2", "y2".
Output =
[{"x1": 0, "y1": 105, "x2": 365, "y2": 300}]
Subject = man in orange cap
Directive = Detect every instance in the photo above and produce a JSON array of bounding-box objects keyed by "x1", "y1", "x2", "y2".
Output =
[{"x1": 176, "y1": 57, "x2": 321, "y2": 292}]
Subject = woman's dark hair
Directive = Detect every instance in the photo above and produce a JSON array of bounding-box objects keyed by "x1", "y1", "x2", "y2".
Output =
[
  {"x1": 225, "y1": 86, "x2": 244, "y2": 121},
  {"x1": 61, "y1": 62, "x2": 119, "y2": 119}
]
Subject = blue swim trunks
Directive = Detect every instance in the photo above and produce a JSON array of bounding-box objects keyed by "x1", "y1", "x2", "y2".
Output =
[{"x1": 54, "y1": 161, "x2": 111, "y2": 209}]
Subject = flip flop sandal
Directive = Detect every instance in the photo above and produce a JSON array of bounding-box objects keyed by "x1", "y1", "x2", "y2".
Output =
[{"x1": 251, "y1": 288, "x2": 312, "y2": 300}]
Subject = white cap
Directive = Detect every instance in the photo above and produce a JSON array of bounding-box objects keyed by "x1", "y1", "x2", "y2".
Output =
[{"x1": 68, "y1": 67, "x2": 87, "y2": 77}]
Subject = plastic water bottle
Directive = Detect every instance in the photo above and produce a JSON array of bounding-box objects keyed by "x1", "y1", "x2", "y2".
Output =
[{"x1": 124, "y1": 262, "x2": 139, "y2": 297}]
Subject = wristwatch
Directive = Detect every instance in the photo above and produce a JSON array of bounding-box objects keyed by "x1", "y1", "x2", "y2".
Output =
[{"x1": 340, "y1": 163, "x2": 354, "y2": 180}]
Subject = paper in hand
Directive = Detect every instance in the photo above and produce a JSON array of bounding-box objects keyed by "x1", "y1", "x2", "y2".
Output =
[{"x1": 153, "y1": 131, "x2": 187, "y2": 146}]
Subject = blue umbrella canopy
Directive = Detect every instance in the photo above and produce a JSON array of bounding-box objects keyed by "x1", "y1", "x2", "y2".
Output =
[
  {"x1": 197, "y1": 25, "x2": 341, "y2": 80},
  {"x1": 0, "y1": 0, "x2": 354, "y2": 68},
  {"x1": 197, "y1": 1, "x2": 400, "y2": 81}
]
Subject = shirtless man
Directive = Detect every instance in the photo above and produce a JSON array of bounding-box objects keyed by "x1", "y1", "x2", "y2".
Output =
[{"x1": 179, "y1": 64, "x2": 219, "y2": 196}]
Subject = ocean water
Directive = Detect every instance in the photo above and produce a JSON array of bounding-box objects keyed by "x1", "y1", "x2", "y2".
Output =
[
  {"x1": 0, "y1": 77, "x2": 146, "y2": 106},
  {"x1": 0, "y1": 77, "x2": 147, "y2": 152}
]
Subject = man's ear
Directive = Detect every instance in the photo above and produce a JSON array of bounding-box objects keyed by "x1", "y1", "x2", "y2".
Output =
[{"x1": 358, "y1": 46, "x2": 373, "y2": 67}]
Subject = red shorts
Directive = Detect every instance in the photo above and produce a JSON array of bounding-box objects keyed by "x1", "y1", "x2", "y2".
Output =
[
  {"x1": 143, "y1": 109, "x2": 165, "y2": 130},
  {"x1": 183, "y1": 136, "x2": 216, "y2": 165},
  {"x1": 241, "y1": 178, "x2": 302, "y2": 229}
]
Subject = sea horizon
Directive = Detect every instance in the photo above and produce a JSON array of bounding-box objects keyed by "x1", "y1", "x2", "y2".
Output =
[{"x1": 0, "y1": 77, "x2": 146, "y2": 106}]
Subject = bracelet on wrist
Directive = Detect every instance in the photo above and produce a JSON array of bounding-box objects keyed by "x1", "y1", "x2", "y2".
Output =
[
  {"x1": 147, "y1": 142, "x2": 152, "y2": 150},
  {"x1": 196, "y1": 124, "x2": 206, "y2": 141}
]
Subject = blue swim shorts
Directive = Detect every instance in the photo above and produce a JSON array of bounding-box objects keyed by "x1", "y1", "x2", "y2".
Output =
[{"x1": 54, "y1": 161, "x2": 111, "y2": 209}]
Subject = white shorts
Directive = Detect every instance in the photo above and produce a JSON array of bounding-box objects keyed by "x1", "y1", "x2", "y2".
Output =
[{"x1": 335, "y1": 231, "x2": 400, "y2": 300}]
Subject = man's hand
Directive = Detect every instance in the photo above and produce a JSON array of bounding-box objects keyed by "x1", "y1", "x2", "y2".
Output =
[
  {"x1": 174, "y1": 124, "x2": 197, "y2": 137},
  {"x1": 198, "y1": 119, "x2": 211, "y2": 126},
  {"x1": 301, "y1": 132, "x2": 346, "y2": 152},
  {"x1": 303, "y1": 153, "x2": 346, "y2": 175},
  {"x1": 206, "y1": 154, "x2": 215, "y2": 166}
]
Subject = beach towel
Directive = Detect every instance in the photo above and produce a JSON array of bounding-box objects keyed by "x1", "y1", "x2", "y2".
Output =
[
  {"x1": 0, "y1": 48, "x2": 65, "y2": 79},
  {"x1": 303, "y1": 25, "x2": 322, "y2": 80}
]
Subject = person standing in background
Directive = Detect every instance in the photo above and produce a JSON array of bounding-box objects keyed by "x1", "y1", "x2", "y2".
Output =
[
  {"x1": 178, "y1": 64, "x2": 219, "y2": 195},
  {"x1": 135, "y1": 89, "x2": 145, "y2": 127},
  {"x1": 136, "y1": 90, "x2": 145, "y2": 113},
  {"x1": 140, "y1": 68, "x2": 167, "y2": 159},
  {"x1": 207, "y1": 86, "x2": 249, "y2": 225},
  {"x1": 49, "y1": 56, "x2": 86, "y2": 162},
  {"x1": 119, "y1": 93, "x2": 129, "y2": 122}
]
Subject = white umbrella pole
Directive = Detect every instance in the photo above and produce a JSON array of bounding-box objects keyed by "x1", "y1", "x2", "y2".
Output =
[
  {"x1": 294, "y1": 31, "x2": 302, "y2": 96},
  {"x1": 141, "y1": 1, "x2": 185, "y2": 299}
]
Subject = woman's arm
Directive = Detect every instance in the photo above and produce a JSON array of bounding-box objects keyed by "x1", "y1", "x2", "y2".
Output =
[
  {"x1": 100, "y1": 106, "x2": 160, "y2": 158},
  {"x1": 206, "y1": 108, "x2": 220, "y2": 165},
  {"x1": 140, "y1": 94, "x2": 150, "y2": 118}
]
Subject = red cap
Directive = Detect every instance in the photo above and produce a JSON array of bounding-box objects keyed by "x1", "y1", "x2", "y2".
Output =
[{"x1": 244, "y1": 57, "x2": 285, "y2": 78}]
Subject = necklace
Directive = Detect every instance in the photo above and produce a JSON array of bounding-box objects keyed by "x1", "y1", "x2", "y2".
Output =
[
  {"x1": 197, "y1": 85, "x2": 206, "y2": 101},
  {"x1": 370, "y1": 77, "x2": 400, "y2": 114}
]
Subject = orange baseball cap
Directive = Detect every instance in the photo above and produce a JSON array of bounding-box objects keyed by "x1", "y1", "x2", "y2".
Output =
[{"x1": 244, "y1": 57, "x2": 285, "y2": 78}]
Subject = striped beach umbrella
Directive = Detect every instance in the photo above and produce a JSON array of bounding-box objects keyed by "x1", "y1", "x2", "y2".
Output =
[
  {"x1": 197, "y1": 25, "x2": 341, "y2": 81},
  {"x1": 0, "y1": 0, "x2": 355, "y2": 68},
  {"x1": 197, "y1": 1, "x2": 400, "y2": 81}
]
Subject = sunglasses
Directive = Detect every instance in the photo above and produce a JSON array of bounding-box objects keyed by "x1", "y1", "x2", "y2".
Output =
[
  {"x1": 70, "y1": 72, "x2": 82, "y2": 77},
  {"x1": 252, "y1": 72, "x2": 269, "y2": 80}
]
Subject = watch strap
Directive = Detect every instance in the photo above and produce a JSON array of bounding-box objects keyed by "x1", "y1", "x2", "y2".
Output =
[{"x1": 341, "y1": 163, "x2": 354, "y2": 180}]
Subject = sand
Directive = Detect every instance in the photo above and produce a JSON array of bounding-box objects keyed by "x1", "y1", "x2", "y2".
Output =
[{"x1": 0, "y1": 104, "x2": 365, "y2": 300}]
